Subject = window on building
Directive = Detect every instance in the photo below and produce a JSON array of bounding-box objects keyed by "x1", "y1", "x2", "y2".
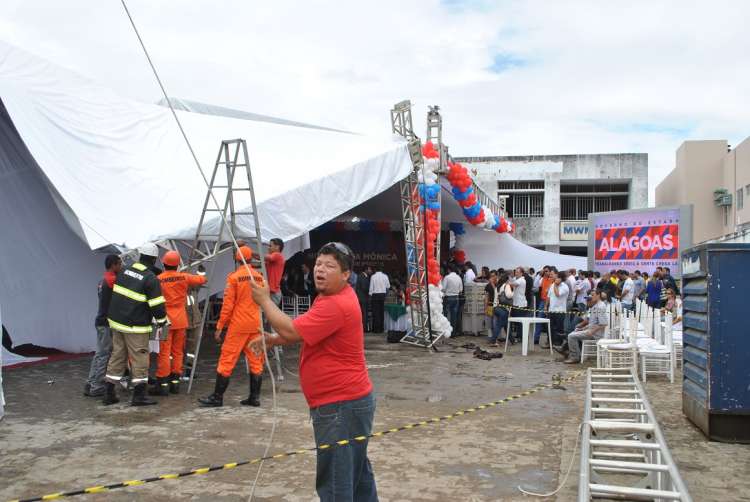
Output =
[
  {"x1": 746, "y1": 184, "x2": 750, "y2": 196},
  {"x1": 737, "y1": 188, "x2": 744, "y2": 211},
  {"x1": 498, "y1": 180, "x2": 544, "y2": 218},
  {"x1": 506, "y1": 193, "x2": 544, "y2": 218},
  {"x1": 561, "y1": 195, "x2": 629, "y2": 220}
]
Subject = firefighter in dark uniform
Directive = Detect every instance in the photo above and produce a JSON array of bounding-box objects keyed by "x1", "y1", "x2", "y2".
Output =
[{"x1": 103, "y1": 243, "x2": 168, "y2": 406}]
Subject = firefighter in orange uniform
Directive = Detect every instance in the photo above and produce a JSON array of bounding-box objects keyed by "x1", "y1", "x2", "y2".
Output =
[
  {"x1": 199, "y1": 246, "x2": 266, "y2": 407},
  {"x1": 150, "y1": 250, "x2": 207, "y2": 396}
]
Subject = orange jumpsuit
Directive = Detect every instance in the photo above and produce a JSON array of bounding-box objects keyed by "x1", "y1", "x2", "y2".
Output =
[
  {"x1": 216, "y1": 265, "x2": 266, "y2": 377},
  {"x1": 156, "y1": 270, "x2": 207, "y2": 378}
]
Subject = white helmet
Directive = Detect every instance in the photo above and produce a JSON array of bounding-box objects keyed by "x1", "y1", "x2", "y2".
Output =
[{"x1": 137, "y1": 242, "x2": 159, "y2": 258}]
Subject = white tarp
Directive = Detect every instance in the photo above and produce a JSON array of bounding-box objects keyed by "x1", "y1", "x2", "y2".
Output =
[
  {"x1": 0, "y1": 41, "x2": 412, "y2": 352},
  {"x1": 0, "y1": 40, "x2": 412, "y2": 249},
  {"x1": 456, "y1": 224, "x2": 587, "y2": 271}
]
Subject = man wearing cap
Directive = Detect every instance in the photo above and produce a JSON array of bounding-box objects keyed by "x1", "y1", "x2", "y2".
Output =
[
  {"x1": 248, "y1": 242, "x2": 377, "y2": 502},
  {"x1": 103, "y1": 242, "x2": 168, "y2": 406},
  {"x1": 199, "y1": 246, "x2": 266, "y2": 407},
  {"x1": 149, "y1": 251, "x2": 207, "y2": 396}
]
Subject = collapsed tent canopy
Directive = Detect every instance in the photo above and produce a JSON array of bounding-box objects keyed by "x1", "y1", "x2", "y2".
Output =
[{"x1": 0, "y1": 40, "x2": 412, "y2": 250}]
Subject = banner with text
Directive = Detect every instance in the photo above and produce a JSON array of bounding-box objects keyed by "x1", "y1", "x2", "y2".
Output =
[{"x1": 593, "y1": 208, "x2": 680, "y2": 273}]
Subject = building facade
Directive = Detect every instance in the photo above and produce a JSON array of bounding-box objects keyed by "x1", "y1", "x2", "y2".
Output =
[
  {"x1": 656, "y1": 137, "x2": 750, "y2": 244},
  {"x1": 454, "y1": 153, "x2": 649, "y2": 256}
]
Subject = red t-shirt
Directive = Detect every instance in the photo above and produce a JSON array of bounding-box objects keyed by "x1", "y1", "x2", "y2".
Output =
[
  {"x1": 292, "y1": 284, "x2": 372, "y2": 408},
  {"x1": 265, "y1": 252, "x2": 285, "y2": 293}
]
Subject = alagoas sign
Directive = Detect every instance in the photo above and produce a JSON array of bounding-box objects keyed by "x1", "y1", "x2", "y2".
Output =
[
  {"x1": 597, "y1": 232, "x2": 676, "y2": 254},
  {"x1": 592, "y1": 208, "x2": 680, "y2": 273}
]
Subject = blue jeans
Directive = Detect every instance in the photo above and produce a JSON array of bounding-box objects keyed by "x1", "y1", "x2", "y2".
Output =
[
  {"x1": 444, "y1": 296, "x2": 459, "y2": 334},
  {"x1": 86, "y1": 326, "x2": 112, "y2": 391},
  {"x1": 490, "y1": 306, "x2": 509, "y2": 342},
  {"x1": 533, "y1": 300, "x2": 548, "y2": 342},
  {"x1": 311, "y1": 393, "x2": 378, "y2": 502}
]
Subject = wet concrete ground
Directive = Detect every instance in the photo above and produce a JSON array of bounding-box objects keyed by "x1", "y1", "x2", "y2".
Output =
[{"x1": 1, "y1": 335, "x2": 748, "y2": 501}]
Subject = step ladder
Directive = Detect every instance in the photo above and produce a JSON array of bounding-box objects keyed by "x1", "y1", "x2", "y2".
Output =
[
  {"x1": 579, "y1": 368, "x2": 692, "y2": 501},
  {"x1": 185, "y1": 139, "x2": 283, "y2": 393}
]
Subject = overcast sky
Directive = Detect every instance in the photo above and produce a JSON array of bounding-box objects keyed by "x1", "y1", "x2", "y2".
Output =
[{"x1": 2, "y1": 1, "x2": 748, "y2": 203}]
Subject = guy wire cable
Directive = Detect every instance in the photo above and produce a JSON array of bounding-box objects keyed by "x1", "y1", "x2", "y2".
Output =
[{"x1": 119, "y1": 2, "x2": 278, "y2": 500}]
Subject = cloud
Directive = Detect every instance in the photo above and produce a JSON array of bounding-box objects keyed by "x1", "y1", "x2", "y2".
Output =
[{"x1": 1, "y1": 0, "x2": 749, "y2": 204}]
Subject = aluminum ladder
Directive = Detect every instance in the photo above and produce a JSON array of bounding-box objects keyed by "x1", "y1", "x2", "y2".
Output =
[
  {"x1": 579, "y1": 368, "x2": 692, "y2": 501},
  {"x1": 184, "y1": 139, "x2": 283, "y2": 393}
]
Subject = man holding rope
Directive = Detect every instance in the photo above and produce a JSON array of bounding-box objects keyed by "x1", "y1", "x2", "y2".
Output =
[{"x1": 248, "y1": 242, "x2": 378, "y2": 502}]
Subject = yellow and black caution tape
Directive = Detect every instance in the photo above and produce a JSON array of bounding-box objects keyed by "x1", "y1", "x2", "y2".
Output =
[{"x1": 9, "y1": 371, "x2": 584, "y2": 502}]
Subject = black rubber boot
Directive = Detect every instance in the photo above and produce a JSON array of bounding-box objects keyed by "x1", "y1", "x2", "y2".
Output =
[
  {"x1": 148, "y1": 377, "x2": 169, "y2": 396},
  {"x1": 102, "y1": 382, "x2": 120, "y2": 406},
  {"x1": 131, "y1": 383, "x2": 158, "y2": 406},
  {"x1": 240, "y1": 373, "x2": 262, "y2": 407},
  {"x1": 169, "y1": 373, "x2": 180, "y2": 394},
  {"x1": 198, "y1": 374, "x2": 229, "y2": 407}
]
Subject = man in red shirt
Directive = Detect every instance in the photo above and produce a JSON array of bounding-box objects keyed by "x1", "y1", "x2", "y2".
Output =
[
  {"x1": 249, "y1": 242, "x2": 377, "y2": 502},
  {"x1": 265, "y1": 238, "x2": 285, "y2": 306}
]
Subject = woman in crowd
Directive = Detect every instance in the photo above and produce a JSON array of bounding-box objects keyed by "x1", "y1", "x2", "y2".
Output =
[
  {"x1": 488, "y1": 271, "x2": 513, "y2": 347},
  {"x1": 662, "y1": 288, "x2": 683, "y2": 330}
]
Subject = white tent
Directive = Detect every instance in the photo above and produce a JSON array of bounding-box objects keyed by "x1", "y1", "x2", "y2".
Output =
[
  {"x1": 0, "y1": 40, "x2": 585, "y2": 354},
  {"x1": 455, "y1": 225, "x2": 586, "y2": 271},
  {"x1": 0, "y1": 41, "x2": 411, "y2": 352}
]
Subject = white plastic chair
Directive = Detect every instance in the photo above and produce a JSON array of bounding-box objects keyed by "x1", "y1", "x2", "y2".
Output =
[
  {"x1": 639, "y1": 313, "x2": 675, "y2": 383},
  {"x1": 604, "y1": 311, "x2": 638, "y2": 370}
]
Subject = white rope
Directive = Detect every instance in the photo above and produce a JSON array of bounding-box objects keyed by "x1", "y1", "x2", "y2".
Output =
[
  {"x1": 118, "y1": 3, "x2": 277, "y2": 500},
  {"x1": 517, "y1": 423, "x2": 583, "y2": 498}
]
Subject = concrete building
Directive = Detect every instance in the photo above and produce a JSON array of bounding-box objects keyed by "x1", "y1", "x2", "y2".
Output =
[
  {"x1": 656, "y1": 137, "x2": 750, "y2": 244},
  {"x1": 453, "y1": 153, "x2": 649, "y2": 255}
]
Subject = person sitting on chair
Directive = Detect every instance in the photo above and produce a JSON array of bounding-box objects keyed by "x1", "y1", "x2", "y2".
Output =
[{"x1": 554, "y1": 290, "x2": 608, "y2": 364}]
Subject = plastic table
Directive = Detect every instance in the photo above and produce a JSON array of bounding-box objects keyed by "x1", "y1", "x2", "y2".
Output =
[{"x1": 504, "y1": 317, "x2": 552, "y2": 356}]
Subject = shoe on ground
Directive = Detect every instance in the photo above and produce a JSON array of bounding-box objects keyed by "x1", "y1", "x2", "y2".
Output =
[
  {"x1": 84, "y1": 386, "x2": 105, "y2": 397},
  {"x1": 563, "y1": 357, "x2": 578, "y2": 364},
  {"x1": 198, "y1": 394, "x2": 223, "y2": 407},
  {"x1": 552, "y1": 344, "x2": 568, "y2": 355}
]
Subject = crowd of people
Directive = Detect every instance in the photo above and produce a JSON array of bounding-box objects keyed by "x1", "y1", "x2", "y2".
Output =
[{"x1": 440, "y1": 261, "x2": 683, "y2": 365}]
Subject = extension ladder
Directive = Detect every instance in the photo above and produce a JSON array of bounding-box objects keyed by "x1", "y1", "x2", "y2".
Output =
[{"x1": 578, "y1": 368, "x2": 692, "y2": 501}]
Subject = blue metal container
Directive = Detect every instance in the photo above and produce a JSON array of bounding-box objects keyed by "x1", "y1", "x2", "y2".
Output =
[{"x1": 681, "y1": 242, "x2": 750, "y2": 443}]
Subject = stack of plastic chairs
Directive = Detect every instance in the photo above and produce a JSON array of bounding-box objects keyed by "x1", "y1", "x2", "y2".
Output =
[{"x1": 639, "y1": 313, "x2": 675, "y2": 383}]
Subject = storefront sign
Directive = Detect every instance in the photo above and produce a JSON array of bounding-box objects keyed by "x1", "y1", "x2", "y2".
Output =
[{"x1": 560, "y1": 221, "x2": 589, "y2": 241}]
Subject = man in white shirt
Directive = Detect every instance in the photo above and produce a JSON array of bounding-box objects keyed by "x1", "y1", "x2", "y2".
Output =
[
  {"x1": 619, "y1": 270, "x2": 635, "y2": 313},
  {"x1": 574, "y1": 273, "x2": 591, "y2": 311},
  {"x1": 508, "y1": 267, "x2": 528, "y2": 340},
  {"x1": 463, "y1": 263, "x2": 476, "y2": 284},
  {"x1": 368, "y1": 267, "x2": 390, "y2": 333},
  {"x1": 442, "y1": 265, "x2": 463, "y2": 335},
  {"x1": 564, "y1": 269, "x2": 577, "y2": 333},
  {"x1": 547, "y1": 271, "x2": 569, "y2": 346}
]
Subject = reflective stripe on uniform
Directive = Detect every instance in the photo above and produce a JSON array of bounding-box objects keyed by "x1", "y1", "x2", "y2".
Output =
[
  {"x1": 113, "y1": 284, "x2": 147, "y2": 302},
  {"x1": 155, "y1": 316, "x2": 168, "y2": 324},
  {"x1": 131, "y1": 377, "x2": 148, "y2": 384},
  {"x1": 105, "y1": 374, "x2": 122, "y2": 381},
  {"x1": 132, "y1": 263, "x2": 147, "y2": 271},
  {"x1": 148, "y1": 296, "x2": 166, "y2": 307},
  {"x1": 108, "y1": 318, "x2": 153, "y2": 334}
]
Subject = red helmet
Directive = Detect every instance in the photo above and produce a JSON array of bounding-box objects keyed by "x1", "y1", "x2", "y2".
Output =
[
  {"x1": 235, "y1": 246, "x2": 253, "y2": 262},
  {"x1": 162, "y1": 250, "x2": 181, "y2": 267}
]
